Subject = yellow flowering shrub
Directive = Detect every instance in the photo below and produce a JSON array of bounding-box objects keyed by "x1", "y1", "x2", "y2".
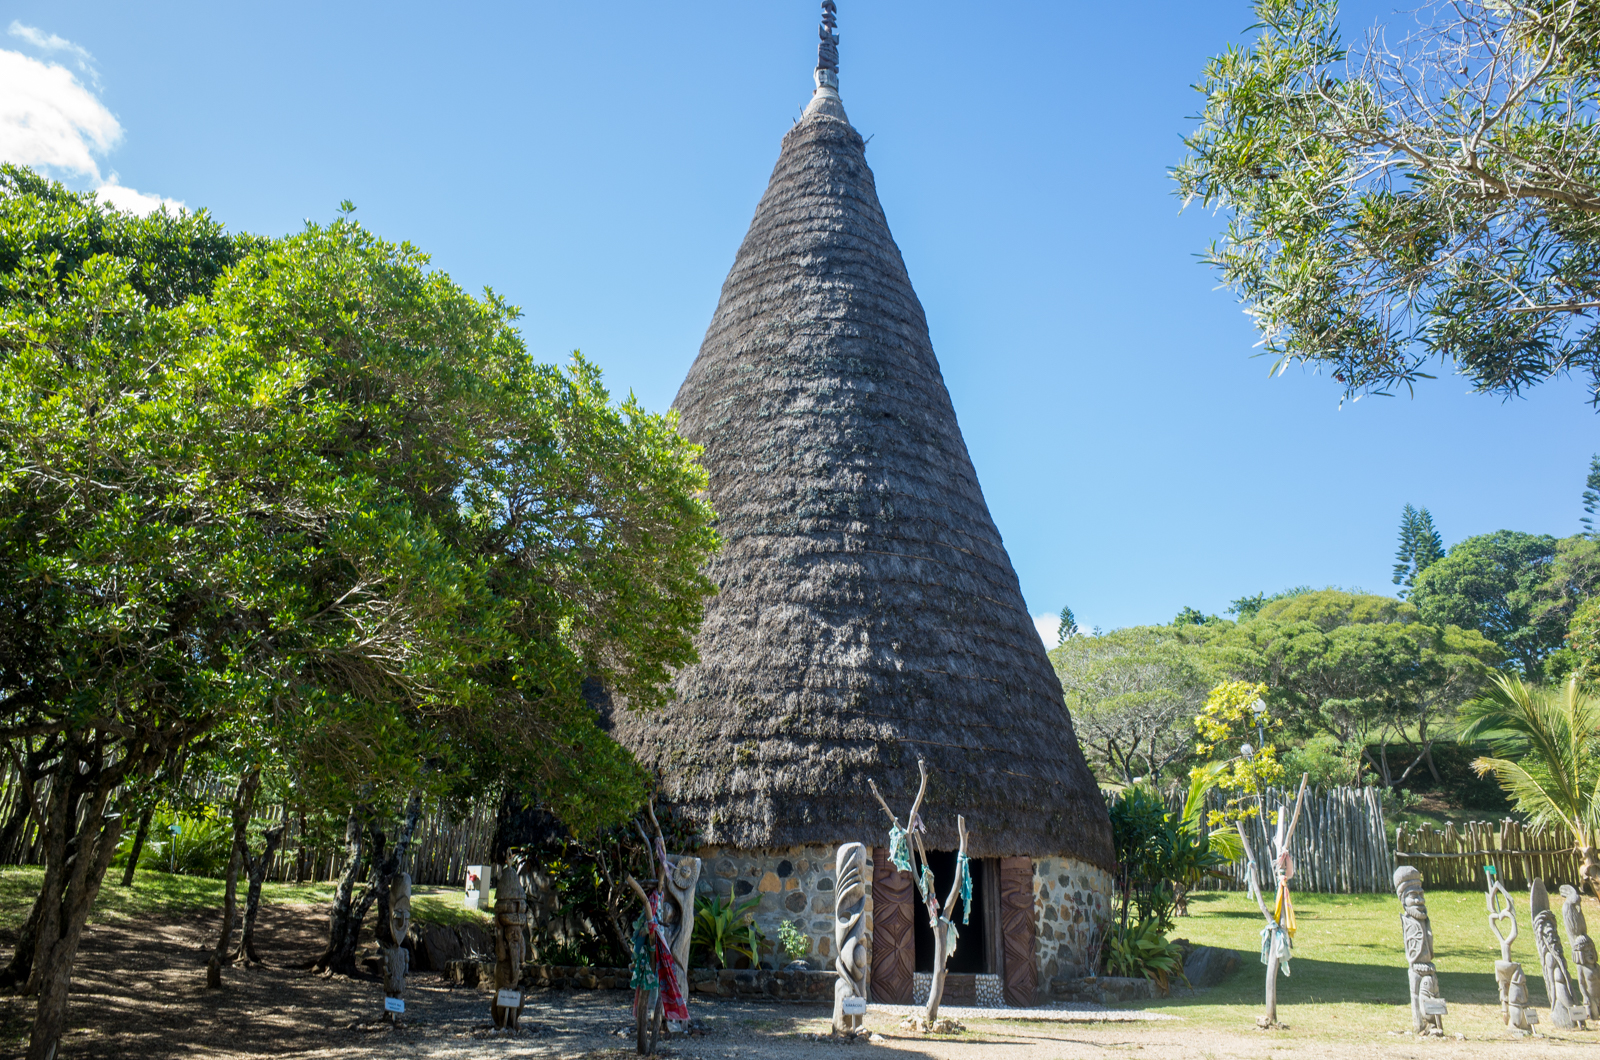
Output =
[{"x1": 1192, "y1": 680, "x2": 1284, "y2": 822}]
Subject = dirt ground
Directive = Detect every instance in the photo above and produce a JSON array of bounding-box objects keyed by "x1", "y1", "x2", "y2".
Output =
[{"x1": 4, "y1": 904, "x2": 1600, "y2": 1060}]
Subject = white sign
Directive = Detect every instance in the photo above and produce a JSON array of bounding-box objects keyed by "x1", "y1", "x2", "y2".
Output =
[
  {"x1": 842, "y1": 997, "x2": 867, "y2": 1016},
  {"x1": 497, "y1": 989, "x2": 522, "y2": 1009},
  {"x1": 384, "y1": 996, "x2": 405, "y2": 1013},
  {"x1": 1422, "y1": 999, "x2": 1447, "y2": 1016}
]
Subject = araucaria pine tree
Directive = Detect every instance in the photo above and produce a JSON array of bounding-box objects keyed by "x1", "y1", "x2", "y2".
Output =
[
  {"x1": 1582, "y1": 456, "x2": 1600, "y2": 538},
  {"x1": 1393, "y1": 505, "x2": 1444, "y2": 598}
]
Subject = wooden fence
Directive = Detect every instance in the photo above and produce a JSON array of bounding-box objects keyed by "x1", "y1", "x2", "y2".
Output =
[
  {"x1": 251, "y1": 802, "x2": 496, "y2": 886},
  {"x1": 1392, "y1": 819, "x2": 1580, "y2": 891},
  {"x1": 1185, "y1": 784, "x2": 1393, "y2": 894}
]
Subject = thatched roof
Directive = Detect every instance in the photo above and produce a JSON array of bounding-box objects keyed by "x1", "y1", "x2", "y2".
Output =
[{"x1": 614, "y1": 81, "x2": 1112, "y2": 869}]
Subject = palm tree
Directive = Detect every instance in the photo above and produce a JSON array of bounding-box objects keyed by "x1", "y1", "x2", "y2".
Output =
[{"x1": 1460, "y1": 672, "x2": 1600, "y2": 895}]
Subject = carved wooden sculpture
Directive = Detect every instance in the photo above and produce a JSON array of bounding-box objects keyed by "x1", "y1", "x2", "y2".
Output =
[
  {"x1": 1485, "y1": 867, "x2": 1537, "y2": 1035},
  {"x1": 833, "y1": 842, "x2": 869, "y2": 1035},
  {"x1": 626, "y1": 801, "x2": 697, "y2": 1054},
  {"x1": 658, "y1": 844, "x2": 701, "y2": 1032},
  {"x1": 381, "y1": 871, "x2": 413, "y2": 1006},
  {"x1": 1560, "y1": 884, "x2": 1597, "y2": 1025},
  {"x1": 869, "y1": 759, "x2": 973, "y2": 1031},
  {"x1": 492, "y1": 866, "x2": 528, "y2": 1031},
  {"x1": 1394, "y1": 866, "x2": 1446, "y2": 1035},
  {"x1": 1233, "y1": 773, "x2": 1308, "y2": 1029},
  {"x1": 1531, "y1": 879, "x2": 1582, "y2": 1029}
]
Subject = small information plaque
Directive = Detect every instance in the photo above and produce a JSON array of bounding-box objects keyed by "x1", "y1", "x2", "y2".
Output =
[
  {"x1": 842, "y1": 997, "x2": 867, "y2": 1016},
  {"x1": 384, "y1": 996, "x2": 405, "y2": 1014},
  {"x1": 497, "y1": 989, "x2": 522, "y2": 1009},
  {"x1": 1422, "y1": 999, "x2": 1447, "y2": 1016}
]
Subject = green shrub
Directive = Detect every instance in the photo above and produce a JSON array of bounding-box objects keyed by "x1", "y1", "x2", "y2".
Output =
[
  {"x1": 111, "y1": 812, "x2": 235, "y2": 878},
  {"x1": 1103, "y1": 917, "x2": 1185, "y2": 991},
  {"x1": 778, "y1": 919, "x2": 808, "y2": 962},
  {"x1": 691, "y1": 894, "x2": 765, "y2": 969}
]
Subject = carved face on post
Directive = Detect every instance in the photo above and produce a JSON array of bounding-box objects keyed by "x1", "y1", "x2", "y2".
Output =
[
  {"x1": 389, "y1": 871, "x2": 413, "y2": 947},
  {"x1": 1394, "y1": 867, "x2": 1433, "y2": 965},
  {"x1": 833, "y1": 842, "x2": 868, "y2": 1035}
]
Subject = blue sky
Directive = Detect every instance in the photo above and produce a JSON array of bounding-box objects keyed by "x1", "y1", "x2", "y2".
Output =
[{"x1": 4, "y1": 1, "x2": 1594, "y2": 639}]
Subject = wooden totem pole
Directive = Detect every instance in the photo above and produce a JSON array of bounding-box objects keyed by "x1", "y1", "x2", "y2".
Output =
[
  {"x1": 1394, "y1": 866, "x2": 1447, "y2": 1035},
  {"x1": 870, "y1": 759, "x2": 973, "y2": 1033},
  {"x1": 380, "y1": 871, "x2": 413, "y2": 1018},
  {"x1": 1233, "y1": 773, "x2": 1308, "y2": 1029},
  {"x1": 1485, "y1": 866, "x2": 1538, "y2": 1035},
  {"x1": 491, "y1": 866, "x2": 528, "y2": 1031},
  {"x1": 832, "y1": 842, "x2": 869, "y2": 1036},
  {"x1": 1559, "y1": 884, "x2": 1598, "y2": 1025},
  {"x1": 1531, "y1": 879, "x2": 1584, "y2": 1029}
]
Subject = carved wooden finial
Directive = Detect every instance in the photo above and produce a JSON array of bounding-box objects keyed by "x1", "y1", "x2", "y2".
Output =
[{"x1": 816, "y1": 1, "x2": 839, "y2": 75}]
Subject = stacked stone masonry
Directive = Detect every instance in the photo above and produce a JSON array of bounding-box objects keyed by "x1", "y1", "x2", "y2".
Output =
[
  {"x1": 1032, "y1": 857, "x2": 1113, "y2": 982},
  {"x1": 699, "y1": 845, "x2": 874, "y2": 969}
]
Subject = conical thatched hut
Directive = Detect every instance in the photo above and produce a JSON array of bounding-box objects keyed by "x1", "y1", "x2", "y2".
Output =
[{"x1": 615, "y1": 6, "x2": 1113, "y2": 1005}]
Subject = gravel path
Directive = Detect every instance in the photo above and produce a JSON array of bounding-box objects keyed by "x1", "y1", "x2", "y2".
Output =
[{"x1": 3, "y1": 903, "x2": 1596, "y2": 1060}]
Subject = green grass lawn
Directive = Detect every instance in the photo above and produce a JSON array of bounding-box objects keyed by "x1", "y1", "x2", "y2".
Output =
[
  {"x1": 1138, "y1": 888, "x2": 1600, "y2": 1039},
  {"x1": 0, "y1": 867, "x2": 491, "y2": 935}
]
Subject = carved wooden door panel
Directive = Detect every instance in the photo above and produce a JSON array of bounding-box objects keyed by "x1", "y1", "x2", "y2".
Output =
[
  {"x1": 870, "y1": 846, "x2": 914, "y2": 1003},
  {"x1": 998, "y1": 856, "x2": 1037, "y2": 1006}
]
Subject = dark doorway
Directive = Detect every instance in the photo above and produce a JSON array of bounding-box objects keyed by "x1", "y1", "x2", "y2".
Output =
[{"x1": 912, "y1": 852, "x2": 994, "y2": 974}]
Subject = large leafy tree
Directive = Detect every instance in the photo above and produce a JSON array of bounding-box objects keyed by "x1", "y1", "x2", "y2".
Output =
[
  {"x1": 0, "y1": 171, "x2": 716, "y2": 1059},
  {"x1": 1050, "y1": 626, "x2": 1223, "y2": 785},
  {"x1": 1175, "y1": 0, "x2": 1600, "y2": 405},
  {"x1": 1209, "y1": 590, "x2": 1500, "y2": 785},
  {"x1": 1408, "y1": 530, "x2": 1564, "y2": 675}
]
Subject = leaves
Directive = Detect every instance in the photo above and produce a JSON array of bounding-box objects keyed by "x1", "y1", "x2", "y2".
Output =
[{"x1": 1176, "y1": 0, "x2": 1600, "y2": 405}]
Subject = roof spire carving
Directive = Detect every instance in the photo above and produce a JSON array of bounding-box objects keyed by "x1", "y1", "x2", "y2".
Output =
[
  {"x1": 816, "y1": 1, "x2": 839, "y2": 83},
  {"x1": 806, "y1": 1, "x2": 846, "y2": 120}
]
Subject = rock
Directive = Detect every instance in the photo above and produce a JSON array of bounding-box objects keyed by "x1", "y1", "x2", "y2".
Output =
[
  {"x1": 1095, "y1": 976, "x2": 1156, "y2": 1004},
  {"x1": 1182, "y1": 946, "x2": 1239, "y2": 989},
  {"x1": 784, "y1": 960, "x2": 810, "y2": 971}
]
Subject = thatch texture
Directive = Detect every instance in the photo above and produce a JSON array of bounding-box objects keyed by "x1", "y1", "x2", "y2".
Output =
[{"x1": 615, "y1": 97, "x2": 1112, "y2": 869}]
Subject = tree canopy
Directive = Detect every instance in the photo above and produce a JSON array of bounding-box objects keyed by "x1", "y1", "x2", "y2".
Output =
[
  {"x1": 1176, "y1": 0, "x2": 1600, "y2": 405},
  {"x1": 0, "y1": 168, "x2": 718, "y2": 1059},
  {"x1": 1408, "y1": 530, "x2": 1564, "y2": 676}
]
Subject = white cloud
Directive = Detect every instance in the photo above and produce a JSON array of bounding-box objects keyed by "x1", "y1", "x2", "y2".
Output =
[
  {"x1": 1033, "y1": 613, "x2": 1062, "y2": 646},
  {"x1": 0, "y1": 42, "x2": 182, "y2": 216},
  {"x1": 0, "y1": 48, "x2": 118, "y2": 177},
  {"x1": 8, "y1": 21, "x2": 98, "y2": 84},
  {"x1": 95, "y1": 178, "x2": 182, "y2": 216}
]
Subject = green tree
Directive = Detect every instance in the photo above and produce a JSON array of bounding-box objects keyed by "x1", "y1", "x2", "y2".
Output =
[
  {"x1": 1227, "y1": 586, "x2": 1310, "y2": 622},
  {"x1": 1175, "y1": 0, "x2": 1600, "y2": 406},
  {"x1": 1393, "y1": 505, "x2": 1444, "y2": 597},
  {"x1": 1050, "y1": 627, "x2": 1222, "y2": 785},
  {"x1": 1461, "y1": 673, "x2": 1600, "y2": 896},
  {"x1": 1213, "y1": 590, "x2": 1500, "y2": 785},
  {"x1": 1058, "y1": 604, "x2": 1079, "y2": 644},
  {"x1": 1409, "y1": 531, "x2": 1564, "y2": 675},
  {"x1": 0, "y1": 173, "x2": 717, "y2": 1059},
  {"x1": 1582, "y1": 455, "x2": 1600, "y2": 537}
]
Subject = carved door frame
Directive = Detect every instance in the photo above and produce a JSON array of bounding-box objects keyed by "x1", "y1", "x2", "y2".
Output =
[{"x1": 870, "y1": 846, "x2": 914, "y2": 1003}]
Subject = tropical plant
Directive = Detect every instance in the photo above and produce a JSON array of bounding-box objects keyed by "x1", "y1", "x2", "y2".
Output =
[
  {"x1": 778, "y1": 919, "x2": 808, "y2": 962},
  {"x1": 1460, "y1": 672, "x2": 1600, "y2": 896},
  {"x1": 1103, "y1": 917, "x2": 1186, "y2": 992},
  {"x1": 691, "y1": 894, "x2": 764, "y2": 969}
]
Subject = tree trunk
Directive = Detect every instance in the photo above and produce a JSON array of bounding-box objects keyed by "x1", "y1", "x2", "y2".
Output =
[
  {"x1": 206, "y1": 766, "x2": 259, "y2": 988},
  {"x1": 234, "y1": 824, "x2": 285, "y2": 965},
  {"x1": 312, "y1": 806, "x2": 372, "y2": 976},
  {"x1": 925, "y1": 915, "x2": 949, "y2": 1024},
  {"x1": 0, "y1": 892, "x2": 42, "y2": 991},
  {"x1": 25, "y1": 743, "x2": 131, "y2": 1060},
  {"x1": 120, "y1": 808, "x2": 155, "y2": 887}
]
